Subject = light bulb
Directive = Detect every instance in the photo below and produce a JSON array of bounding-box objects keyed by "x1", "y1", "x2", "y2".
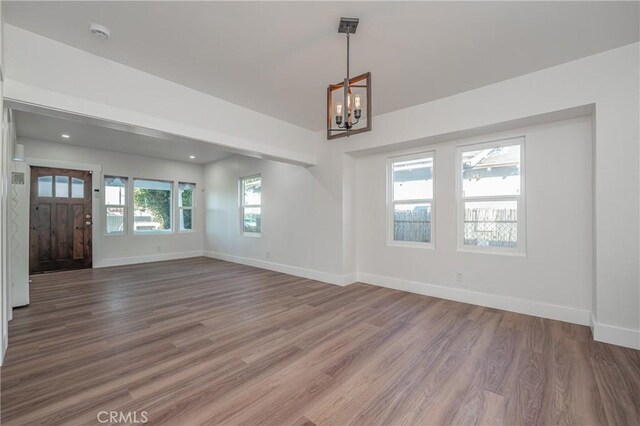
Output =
[
  {"x1": 336, "y1": 101, "x2": 343, "y2": 116},
  {"x1": 347, "y1": 93, "x2": 352, "y2": 108},
  {"x1": 354, "y1": 94, "x2": 362, "y2": 110}
]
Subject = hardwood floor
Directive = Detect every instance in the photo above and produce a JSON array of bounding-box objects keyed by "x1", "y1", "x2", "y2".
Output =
[{"x1": 1, "y1": 257, "x2": 639, "y2": 425}]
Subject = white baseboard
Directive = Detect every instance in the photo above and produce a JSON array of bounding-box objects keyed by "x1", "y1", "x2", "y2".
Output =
[
  {"x1": 94, "y1": 250, "x2": 204, "y2": 268},
  {"x1": 357, "y1": 272, "x2": 591, "y2": 326},
  {"x1": 590, "y1": 313, "x2": 640, "y2": 350},
  {"x1": 204, "y1": 251, "x2": 354, "y2": 286},
  {"x1": 199, "y1": 253, "x2": 639, "y2": 349}
]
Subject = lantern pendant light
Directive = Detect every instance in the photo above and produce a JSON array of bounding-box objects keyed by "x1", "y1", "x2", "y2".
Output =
[{"x1": 327, "y1": 17, "x2": 371, "y2": 140}]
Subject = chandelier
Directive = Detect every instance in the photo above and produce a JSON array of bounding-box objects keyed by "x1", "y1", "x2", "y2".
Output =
[{"x1": 327, "y1": 17, "x2": 371, "y2": 140}]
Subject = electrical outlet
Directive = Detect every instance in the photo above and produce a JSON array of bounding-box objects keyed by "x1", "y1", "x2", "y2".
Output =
[
  {"x1": 456, "y1": 272, "x2": 464, "y2": 282},
  {"x1": 265, "y1": 251, "x2": 270, "y2": 259},
  {"x1": 156, "y1": 245, "x2": 162, "y2": 253}
]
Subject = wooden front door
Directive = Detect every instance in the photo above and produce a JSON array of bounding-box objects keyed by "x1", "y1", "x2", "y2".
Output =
[{"x1": 30, "y1": 167, "x2": 93, "y2": 274}]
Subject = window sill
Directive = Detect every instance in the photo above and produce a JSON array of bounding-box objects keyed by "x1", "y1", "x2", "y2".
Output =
[
  {"x1": 388, "y1": 241, "x2": 434, "y2": 250},
  {"x1": 178, "y1": 230, "x2": 196, "y2": 234},
  {"x1": 242, "y1": 232, "x2": 261, "y2": 238},
  {"x1": 133, "y1": 231, "x2": 174, "y2": 236},
  {"x1": 457, "y1": 247, "x2": 526, "y2": 257}
]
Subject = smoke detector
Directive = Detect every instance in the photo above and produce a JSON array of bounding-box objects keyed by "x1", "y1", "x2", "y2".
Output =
[{"x1": 89, "y1": 23, "x2": 111, "y2": 40}]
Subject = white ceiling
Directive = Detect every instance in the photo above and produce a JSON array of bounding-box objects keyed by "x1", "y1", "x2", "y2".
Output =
[
  {"x1": 4, "y1": 1, "x2": 639, "y2": 131},
  {"x1": 14, "y1": 111, "x2": 233, "y2": 164}
]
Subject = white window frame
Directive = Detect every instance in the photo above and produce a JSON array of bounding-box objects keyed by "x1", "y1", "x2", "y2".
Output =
[
  {"x1": 456, "y1": 137, "x2": 526, "y2": 256},
  {"x1": 132, "y1": 178, "x2": 174, "y2": 235},
  {"x1": 387, "y1": 151, "x2": 435, "y2": 249},
  {"x1": 104, "y1": 175, "x2": 128, "y2": 236},
  {"x1": 239, "y1": 174, "x2": 261, "y2": 237},
  {"x1": 177, "y1": 182, "x2": 196, "y2": 233}
]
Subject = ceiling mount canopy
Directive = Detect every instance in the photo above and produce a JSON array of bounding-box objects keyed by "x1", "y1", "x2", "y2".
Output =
[
  {"x1": 338, "y1": 17, "x2": 359, "y2": 34},
  {"x1": 327, "y1": 17, "x2": 371, "y2": 140}
]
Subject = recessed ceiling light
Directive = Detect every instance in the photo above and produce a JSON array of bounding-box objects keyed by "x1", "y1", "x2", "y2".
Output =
[
  {"x1": 61, "y1": 134, "x2": 70, "y2": 139},
  {"x1": 189, "y1": 155, "x2": 196, "y2": 159},
  {"x1": 89, "y1": 23, "x2": 111, "y2": 41}
]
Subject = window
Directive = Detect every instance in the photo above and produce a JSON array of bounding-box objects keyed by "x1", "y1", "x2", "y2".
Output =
[
  {"x1": 133, "y1": 179, "x2": 173, "y2": 233},
  {"x1": 105, "y1": 176, "x2": 128, "y2": 235},
  {"x1": 38, "y1": 175, "x2": 85, "y2": 198},
  {"x1": 240, "y1": 175, "x2": 261, "y2": 236},
  {"x1": 55, "y1": 176, "x2": 69, "y2": 198},
  {"x1": 178, "y1": 182, "x2": 195, "y2": 231},
  {"x1": 37, "y1": 176, "x2": 53, "y2": 197},
  {"x1": 388, "y1": 153, "x2": 434, "y2": 246},
  {"x1": 71, "y1": 178, "x2": 85, "y2": 198},
  {"x1": 457, "y1": 138, "x2": 525, "y2": 254}
]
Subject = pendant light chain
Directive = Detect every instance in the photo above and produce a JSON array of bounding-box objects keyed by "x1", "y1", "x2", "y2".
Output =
[
  {"x1": 345, "y1": 31, "x2": 350, "y2": 133},
  {"x1": 328, "y1": 17, "x2": 370, "y2": 139},
  {"x1": 346, "y1": 31, "x2": 350, "y2": 81}
]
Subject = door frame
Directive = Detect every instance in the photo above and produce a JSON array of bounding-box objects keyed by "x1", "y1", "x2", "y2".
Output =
[{"x1": 25, "y1": 157, "x2": 102, "y2": 272}]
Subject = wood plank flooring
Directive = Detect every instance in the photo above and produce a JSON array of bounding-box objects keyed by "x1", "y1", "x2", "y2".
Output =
[{"x1": 1, "y1": 257, "x2": 639, "y2": 425}]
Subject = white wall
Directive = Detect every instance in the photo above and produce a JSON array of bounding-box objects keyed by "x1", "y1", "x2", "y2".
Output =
[
  {"x1": 0, "y1": 4, "x2": 9, "y2": 364},
  {"x1": 357, "y1": 116, "x2": 593, "y2": 324},
  {"x1": 9, "y1": 158, "x2": 28, "y2": 307},
  {"x1": 18, "y1": 139, "x2": 205, "y2": 271},
  {"x1": 204, "y1": 147, "x2": 350, "y2": 285}
]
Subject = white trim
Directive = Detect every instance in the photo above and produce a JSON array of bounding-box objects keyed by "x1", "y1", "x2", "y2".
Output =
[
  {"x1": 204, "y1": 251, "x2": 355, "y2": 286},
  {"x1": 196, "y1": 254, "x2": 639, "y2": 349},
  {"x1": 239, "y1": 174, "x2": 262, "y2": 236},
  {"x1": 242, "y1": 232, "x2": 261, "y2": 238},
  {"x1": 357, "y1": 272, "x2": 591, "y2": 326},
  {"x1": 590, "y1": 313, "x2": 640, "y2": 350},
  {"x1": 25, "y1": 157, "x2": 102, "y2": 173},
  {"x1": 388, "y1": 241, "x2": 435, "y2": 250},
  {"x1": 455, "y1": 137, "x2": 526, "y2": 256},
  {"x1": 94, "y1": 250, "x2": 204, "y2": 268},
  {"x1": 104, "y1": 175, "x2": 128, "y2": 236},
  {"x1": 177, "y1": 181, "x2": 196, "y2": 233}
]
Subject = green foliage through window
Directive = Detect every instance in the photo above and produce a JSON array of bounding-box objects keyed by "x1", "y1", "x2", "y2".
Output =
[{"x1": 134, "y1": 188, "x2": 171, "y2": 230}]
